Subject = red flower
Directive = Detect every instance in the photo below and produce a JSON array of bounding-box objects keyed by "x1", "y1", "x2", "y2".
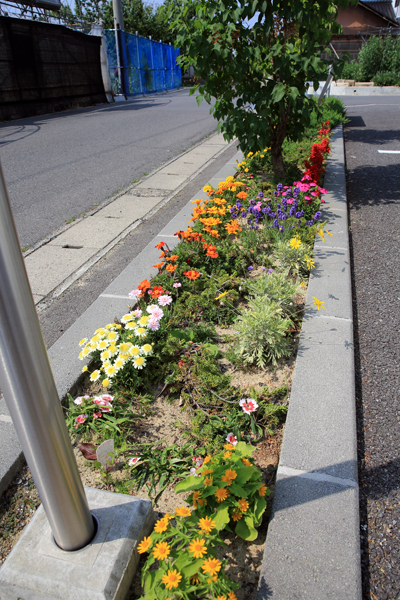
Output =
[{"x1": 155, "y1": 242, "x2": 165, "y2": 250}]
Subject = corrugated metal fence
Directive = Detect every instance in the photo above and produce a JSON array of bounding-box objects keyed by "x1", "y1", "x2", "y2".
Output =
[{"x1": 104, "y1": 29, "x2": 182, "y2": 96}]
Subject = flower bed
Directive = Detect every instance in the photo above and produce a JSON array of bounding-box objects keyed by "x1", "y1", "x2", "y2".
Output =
[{"x1": 61, "y1": 107, "x2": 341, "y2": 599}]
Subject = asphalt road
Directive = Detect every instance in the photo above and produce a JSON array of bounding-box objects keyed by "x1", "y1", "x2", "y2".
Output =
[
  {"x1": 340, "y1": 95, "x2": 400, "y2": 600},
  {"x1": 0, "y1": 89, "x2": 218, "y2": 248}
]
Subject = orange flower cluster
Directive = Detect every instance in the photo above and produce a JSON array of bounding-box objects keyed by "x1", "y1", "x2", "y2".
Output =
[
  {"x1": 183, "y1": 270, "x2": 201, "y2": 280},
  {"x1": 138, "y1": 278, "x2": 151, "y2": 298},
  {"x1": 203, "y1": 242, "x2": 219, "y2": 259},
  {"x1": 225, "y1": 220, "x2": 241, "y2": 235}
]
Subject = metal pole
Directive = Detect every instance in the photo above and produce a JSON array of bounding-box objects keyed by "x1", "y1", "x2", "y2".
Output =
[
  {"x1": 136, "y1": 32, "x2": 143, "y2": 94},
  {"x1": 112, "y1": 0, "x2": 124, "y2": 30},
  {"x1": 0, "y1": 164, "x2": 95, "y2": 552}
]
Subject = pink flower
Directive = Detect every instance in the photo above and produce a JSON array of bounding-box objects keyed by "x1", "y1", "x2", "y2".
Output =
[
  {"x1": 319, "y1": 188, "x2": 328, "y2": 194},
  {"x1": 99, "y1": 394, "x2": 114, "y2": 403},
  {"x1": 286, "y1": 199, "x2": 293, "y2": 205},
  {"x1": 128, "y1": 456, "x2": 140, "y2": 466},
  {"x1": 148, "y1": 318, "x2": 160, "y2": 331},
  {"x1": 75, "y1": 414, "x2": 88, "y2": 424},
  {"x1": 173, "y1": 282, "x2": 182, "y2": 288},
  {"x1": 74, "y1": 397, "x2": 84, "y2": 405},
  {"x1": 225, "y1": 432, "x2": 238, "y2": 446},
  {"x1": 311, "y1": 192, "x2": 317, "y2": 197},
  {"x1": 193, "y1": 456, "x2": 204, "y2": 467},
  {"x1": 93, "y1": 412, "x2": 102, "y2": 419},
  {"x1": 132, "y1": 309, "x2": 142, "y2": 318},
  {"x1": 239, "y1": 398, "x2": 258, "y2": 414},
  {"x1": 100, "y1": 405, "x2": 112, "y2": 413},
  {"x1": 158, "y1": 294, "x2": 173, "y2": 307},
  {"x1": 129, "y1": 289, "x2": 141, "y2": 299},
  {"x1": 147, "y1": 306, "x2": 164, "y2": 320},
  {"x1": 304, "y1": 195, "x2": 311, "y2": 201}
]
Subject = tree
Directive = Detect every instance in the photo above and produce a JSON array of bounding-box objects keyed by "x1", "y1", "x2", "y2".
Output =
[{"x1": 169, "y1": 0, "x2": 355, "y2": 178}]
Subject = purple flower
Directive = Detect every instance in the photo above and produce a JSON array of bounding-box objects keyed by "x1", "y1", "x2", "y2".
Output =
[
  {"x1": 268, "y1": 268, "x2": 274, "y2": 274},
  {"x1": 248, "y1": 266, "x2": 254, "y2": 271},
  {"x1": 314, "y1": 211, "x2": 321, "y2": 221}
]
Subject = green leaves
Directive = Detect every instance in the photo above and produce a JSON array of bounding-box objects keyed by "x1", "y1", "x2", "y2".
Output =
[{"x1": 235, "y1": 515, "x2": 258, "y2": 541}]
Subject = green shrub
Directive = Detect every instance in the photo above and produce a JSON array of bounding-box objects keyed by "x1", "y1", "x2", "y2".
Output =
[
  {"x1": 247, "y1": 271, "x2": 298, "y2": 318},
  {"x1": 373, "y1": 71, "x2": 400, "y2": 87},
  {"x1": 232, "y1": 298, "x2": 293, "y2": 368},
  {"x1": 358, "y1": 36, "x2": 400, "y2": 82},
  {"x1": 341, "y1": 61, "x2": 361, "y2": 81}
]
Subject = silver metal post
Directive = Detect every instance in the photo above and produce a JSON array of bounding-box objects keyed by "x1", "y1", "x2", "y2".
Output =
[{"x1": 0, "y1": 164, "x2": 95, "y2": 551}]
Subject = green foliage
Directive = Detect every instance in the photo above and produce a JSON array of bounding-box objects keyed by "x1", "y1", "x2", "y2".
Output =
[
  {"x1": 273, "y1": 238, "x2": 311, "y2": 278},
  {"x1": 341, "y1": 60, "x2": 361, "y2": 81},
  {"x1": 125, "y1": 441, "x2": 197, "y2": 500},
  {"x1": 168, "y1": 0, "x2": 353, "y2": 178},
  {"x1": 373, "y1": 71, "x2": 400, "y2": 87},
  {"x1": 357, "y1": 36, "x2": 400, "y2": 83},
  {"x1": 247, "y1": 270, "x2": 298, "y2": 318},
  {"x1": 233, "y1": 298, "x2": 293, "y2": 368},
  {"x1": 137, "y1": 509, "x2": 239, "y2": 600},
  {"x1": 175, "y1": 442, "x2": 269, "y2": 540},
  {"x1": 65, "y1": 392, "x2": 138, "y2": 437}
]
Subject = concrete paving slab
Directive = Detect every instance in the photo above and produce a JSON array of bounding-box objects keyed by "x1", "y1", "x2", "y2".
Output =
[
  {"x1": 259, "y1": 470, "x2": 361, "y2": 600},
  {"x1": 0, "y1": 421, "x2": 23, "y2": 496},
  {"x1": 308, "y1": 247, "x2": 353, "y2": 319},
  {"x1": 48, "y1": 217, "x2": 130, "y2": 249},
  {"x1": 135, "y1": 172, "x2": 188, "y2": 190},
  {"x1": 202, "y1": 133, "x2": 229, "y2": 145},
  {"x1": 0, "y1": 398, "x2": 10, "y2": 417},
  {"x1": 25, "y1": 247, "x2": 96, "y2": 297},
  {"x1": 318, "y1": 204, "x2": 349, "y2": 249},
  {"x1": 279, "y1": 315, "x2": 357, "y2": 481},
  {"x1": 0, "y1": 486, "x2": 154, "y2": 600},
  {"x1": 95, "y1": 195, "x2": 161, "y2": 220}
]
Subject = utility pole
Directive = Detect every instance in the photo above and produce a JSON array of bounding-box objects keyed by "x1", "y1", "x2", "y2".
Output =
[{"x1": 112, "y1": 0, "x2": 124, "y2": 30}]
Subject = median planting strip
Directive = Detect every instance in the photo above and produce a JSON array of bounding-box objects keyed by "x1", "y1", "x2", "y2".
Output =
[{"x1": 0, "y1": 114, "x2": 362, "y2": 598}]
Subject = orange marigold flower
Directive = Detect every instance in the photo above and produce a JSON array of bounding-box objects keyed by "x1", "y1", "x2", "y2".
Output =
[
  {"x1": 159, "y1": 251, "x2": 166, "y2": 258},
  {"x1": 215, "y1": 488, "x2": 229, "y2": 503},
  {"x1": 137, "y1": 536, "x2": 152, "y2": 553},
  {"x1": 204, "y1": 476, "x2": 213, "y2": 486},
  {"x1": 228, "y1": 593, "x2": 238, "y2": 600},
  {"x1": 225, "y1": 469, "x2": 237, "y2": 480},
  {"x1": 202, "y1": 469, "x2": 213, "y2": 475},
  {"x1": 162, "y1": 569, "x2": 182, "y2": 590},
  {"x1": 199, "y1": 516, "x2": 216, "y2": 534},
  {"x1": 224, "y1": 443, "x2": 234, "y2": 451},
  {"x1": 166, "y1": 255, "x2": 178, "y2": 261},
  {"x1": 236, "y1": 191, "x2": 247, "y2": 200},
  {"x1": 238, "y1": 498, "x2": 249, "y2": 513},
  {"x1": 155, "y1": 242, "x2": 165, "y2": 249},
  {"x1": 232, "y1": 509, "x2": 242, "y2": 522},
  {"x1": 192, "y1": 198, "x2": 203, "y2": 205},
  {"x1": 209, "y1": 229, "x2": 220, "y2": 238},
  {"x1": 153, "y1": 541, "x2": 170, "y2": 561},
  {"x1": 138, "y1": 278, "x2": 151, "y2": 297},
  {"x1": 175, "y1": 506, "x2": 192, "y2": 517},
  {"x1": 188, "y1": 537, "x2": 207, "y2": 559},
  {"x1": 198, "y1": 497, "x2": 207, "y2": 507},
  {"x1": 207, "y1": 250, "x2": 219, "y2": 258},
  {"x1": 203, "y1": 455, "x2": 212, "y2": 464},
  {"x1": 224, "y1": 451, "x2": 231, "y2": 459},
  {"x1": 221, "y1": 474, "x2": 234, "y2": 486},
  {"x1": 154, "y1": 517, "x2": 169, "y2": 533},
  {"x1": 193, "y1": 490, "x2": 202, "y2": 508},
  {"x1": 183, "y1": 270, "x2": 201, "y2": 280},
  {"x1": 153, "y1": 262, "x2": 164, "y2": 270},
  {"x1": 241, "y1": 458, "x2": 252, "y2": 467},
  {"x1": 259, "y1": 484, "x2": 268, "y2": 497},
  {"x1": 191, "y1": 573, "x2": 200, "y2": 585},
  {"x1": 174, "y1": 229, "x2": 185, "y2": 238},
  {"x1": 215, "y1": 596, "x2": 226, "y2": 600},
  {"x1": 201, "y1": 557, "x2": 222, "y2": 577},
  {"x1": 166, "y1": 264, "x2": 177, "y2": 273},
  {"x1": 225, "y1": 220, "x2": 242, "y2": 235}
]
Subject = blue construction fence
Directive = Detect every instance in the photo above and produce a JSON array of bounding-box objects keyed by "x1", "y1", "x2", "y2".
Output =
[{"x1": 104, "y1": 29, "x2": 182, "y2": 95}]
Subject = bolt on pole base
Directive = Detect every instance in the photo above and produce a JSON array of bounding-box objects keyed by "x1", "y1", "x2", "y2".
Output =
[{"x1": 0, "y1": 488, "x2": 154, "y2": 600}]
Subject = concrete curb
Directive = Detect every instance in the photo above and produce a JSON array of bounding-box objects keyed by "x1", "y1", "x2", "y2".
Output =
[{"x1": 257, "y1": 126, "x2": 362, "y2": 599}]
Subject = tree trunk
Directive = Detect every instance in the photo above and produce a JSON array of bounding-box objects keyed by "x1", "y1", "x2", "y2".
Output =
[{"x1": 271, "y1": 144, "x2": 285, "y2": 180}]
